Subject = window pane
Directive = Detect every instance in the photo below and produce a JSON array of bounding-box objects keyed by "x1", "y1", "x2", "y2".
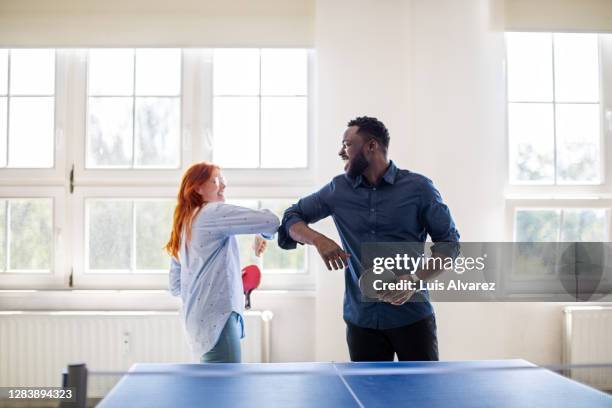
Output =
[
  {"x1": 556, "y1": 104, "x2": 600, "y2": 183},
  {"x1": 135, "y1": 49, "x2": 181, "y2": 96},
  {"x1": 212, "y1": 97, "x2": 259, "y2": 168},
  {"x1": 508, "y1": 103, "x2": 554, "y2": 183},
  {"x1": 0, "y1": 201, "x2": 5, "y2": 271},
  {"x1": 261, "y1": 49, "x2": 308, "y2": 95},
  {"x1": 506, "y1": 33, "x2": 553, "y2": 102},
  {"x1": 213, "y1": 49, "x2": 260, "y2": 96},
  {"x1": 87, "y1": 200, "x2": 132, "y2": 271},
  {"x1": 135, "y1": 201, "x2": 174, "y2": 271},
  {"x1": 8, "y1": 97, "x2": 54, "y2": 168},
  {"x1": 0, "y1": 97, "x2": 6, "y2": 167},
  {"x1": 0, "y1": 49, "x2": 7, "y2": 95},
  {"x1": 9, "y1": 49, "x2": 55, "y2": 95},
  {"x1": 87, "y1": 97, "x2": 133, "y2": 168},
  {"x1": 515, "y1": 210, "x2": 560, "y2": 242},
  {"x1": 514, "y1": 210, "x2": 560, "y2": 277},
  {"x1": 261, "y1": 199, "x2": 306, "y2": 273},
  {"x1": 9, "y1": 199, "x2": 52, "y2": 271},
  {"x1": 135, "y1": 97, "x2": 180, "y2": 168},
  {"x1": 561, "y1": 209, "x2": 607, "y2": 242},
  {"x1": 261, "y1": 97, "x2": 307, "y2": 168},
  {"x1": 554, "y1": 34, "x2": 599, "y2": 103},
  {"x1": 88, "y1": 49, "x2": 134, "y2": 96}
]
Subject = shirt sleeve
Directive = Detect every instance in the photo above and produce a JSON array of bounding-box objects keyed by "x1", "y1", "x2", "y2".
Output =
[
  {"x1": 278, "y1": 183, "x2": 334, "y2": 250},
  {"x1": 419, "y1": 178, "x2": 461, "y2": 258},
  {"x1": 193, "y1": 203, "x2": 280, "y2": 239},
  {"x1": 168, "y1": 256, "x2": 181, "y2": 296}
]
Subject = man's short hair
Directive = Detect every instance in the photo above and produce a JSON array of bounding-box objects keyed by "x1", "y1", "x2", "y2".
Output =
[{"x1": 347, "y1": 116, "x2": 390, "y2": 151}]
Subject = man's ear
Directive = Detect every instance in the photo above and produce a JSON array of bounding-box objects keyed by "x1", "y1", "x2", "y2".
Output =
[{"x1": 369, "y1": 139, "x2": 377, "y2": 152}]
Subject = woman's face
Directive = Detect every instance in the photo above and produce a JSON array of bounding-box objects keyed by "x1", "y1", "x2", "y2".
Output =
[{"x1": 196, "y1": 168, "x2": 226, "y2": 203}]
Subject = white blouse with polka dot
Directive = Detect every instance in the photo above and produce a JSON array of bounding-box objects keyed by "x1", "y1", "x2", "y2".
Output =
[{"x1": 169, "y1": 202, "x2": 280, "y2": 356}]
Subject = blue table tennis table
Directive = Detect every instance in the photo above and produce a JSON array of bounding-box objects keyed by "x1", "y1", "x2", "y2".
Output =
[{"x1": 96, "y1": 359, "x2": 612, "y2": 408}]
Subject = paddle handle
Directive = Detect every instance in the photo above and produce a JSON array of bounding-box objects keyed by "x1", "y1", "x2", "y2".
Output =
[{"x1": 245, "y1": 290, "x2": 253, "y2": 310}]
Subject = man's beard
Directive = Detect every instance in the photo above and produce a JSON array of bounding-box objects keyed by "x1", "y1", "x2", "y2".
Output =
[{"x1": 346, "y1": 151, "x2": 369, "y2": 178}]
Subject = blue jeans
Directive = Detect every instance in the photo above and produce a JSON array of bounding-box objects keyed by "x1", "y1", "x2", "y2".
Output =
[{"x1": 200, "y1": 312, "x2": 242, "y2": 363}]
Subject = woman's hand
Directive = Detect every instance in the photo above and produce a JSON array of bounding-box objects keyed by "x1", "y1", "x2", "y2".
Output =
[{"x1": 253, "y1": 235, "x2": 267, "y2": 257}]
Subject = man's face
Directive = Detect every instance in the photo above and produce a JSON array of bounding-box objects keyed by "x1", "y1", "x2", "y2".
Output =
[{"x1": 339, "y1": 126, "x2": 370, "y2": 178}]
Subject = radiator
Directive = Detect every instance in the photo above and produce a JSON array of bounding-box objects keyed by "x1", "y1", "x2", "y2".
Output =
[
  {"x1": 563, "y1": 306, "x2": 612, "y2": 391},
  {"x1": 0, "y1": 310, "x2": 273, "y2": 398}
]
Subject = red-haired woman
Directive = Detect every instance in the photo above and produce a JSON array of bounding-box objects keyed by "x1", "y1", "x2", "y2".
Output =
[{"x1": 165, "y1": 162, "x2": 279, "y2": 363}]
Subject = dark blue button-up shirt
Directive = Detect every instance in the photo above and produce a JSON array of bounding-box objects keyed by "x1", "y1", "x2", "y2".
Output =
[{"x1": 279, "y1": 161, "x2": 460, "y2": 329}]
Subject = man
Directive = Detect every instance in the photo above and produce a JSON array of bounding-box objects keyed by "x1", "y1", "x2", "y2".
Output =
[{"x1": 278, "y1": 116, "x2": 460, "y2": 361}]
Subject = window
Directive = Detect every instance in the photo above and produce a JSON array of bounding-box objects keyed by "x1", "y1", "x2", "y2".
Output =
[
  {"x1": 0, "y1": 199, "x2": 53, "y2": 272},
  {"x1": 506, "y1": 33, "x2": 602, "y2": 184},
  {"x1": 506, "y1": 202, "x2": 612, "y2": 295},
  {"x1": 0, "y1": 47, "x2": 313, "y2": 290},
  {"x1": 87, "y1": 49, "x2": 181, "y2": 169},
  {"x1": 0, "y1": 49, "x2": 55, "y2": 168},
  {"x1": 506, "y1": 33, "x2": 612, "y2": 247},
  {"x1": 85, "y1": 199, "x2": 173, "y2": 273},
  {"x1": 514, "y1": 208, "x2": 608, "y2": 242},
  {"x1": 212, "y1": 49, "x2": 309, "y2": 169}
]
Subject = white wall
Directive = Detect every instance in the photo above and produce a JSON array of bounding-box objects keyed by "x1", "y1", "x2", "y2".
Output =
[
  {"x1": 0, "y1": 0, "x2": 315, "y2": 47},
  {"x1": 505, "y1": 0, "x2": 612, "y2": 32}
]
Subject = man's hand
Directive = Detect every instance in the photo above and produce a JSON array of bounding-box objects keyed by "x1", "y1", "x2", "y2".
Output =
[
  {"x1": 378, "y1": 274, "x2": 417, "y2": 305},
  {"x1": 253, "y1": 235, "x2": 267, "y2": 257},
  {"x1": 288, "y1": 221, "x2": 349, "y2": 270},
  {"x1": 313, "y1": 235, "x2": 350, "y2": 271}
]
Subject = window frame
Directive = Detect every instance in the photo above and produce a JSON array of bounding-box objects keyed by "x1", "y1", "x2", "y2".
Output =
[
  {"x1": 0, "y1": 186, "x2": 66, "y2": 289},
  {"x1": 71, "y1": 186, "x2": 175, "y2": 289},
  {"x1": 73, "y1": 48, "x2": 190, "y2": 187},
  {"x1": 209, "y1": 48, "x2": 316, "y2": 186},
  {"x1": 0, "y1": 49, "x2": 66, "y2": 183},
  {"x1": 504, "y1": 198, "x2": 612, "y2": 297},
  {"x1": 505, "y1": 33, "x2": 612, "y2": 244},
  {"x1": 504, "y1": 32, "x2": 611, "y2": 190},
  {"x1": 0, "y1": 47, "x2": 316, "y2": 291}
]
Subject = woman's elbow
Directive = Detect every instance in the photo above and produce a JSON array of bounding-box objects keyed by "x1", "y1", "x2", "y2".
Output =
[
  {"x1": 271, "y1": 213, "x2": 281, "y2": 231},
  {"x1": 261, "y1": 212, "x2": 281, "y2": 235}
]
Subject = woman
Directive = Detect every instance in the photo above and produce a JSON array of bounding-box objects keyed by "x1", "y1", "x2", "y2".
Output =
[{"x1": 165, "y1": 162, "x2": 280, "y2": 363}]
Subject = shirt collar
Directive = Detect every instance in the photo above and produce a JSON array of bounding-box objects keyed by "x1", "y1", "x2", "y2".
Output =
[{"x1": 349, "y1": 160, "x2": 398, "y2": 188}]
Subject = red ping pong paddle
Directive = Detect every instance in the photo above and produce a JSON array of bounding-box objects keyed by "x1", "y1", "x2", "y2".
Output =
[{"x1": 241, "y1": 265, "x2": 261, "y2": 310}]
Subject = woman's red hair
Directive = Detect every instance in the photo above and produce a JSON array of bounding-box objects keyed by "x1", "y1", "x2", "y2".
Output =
[{"x1": 165, "y1": 162, "x2": 219, "y2": 259}]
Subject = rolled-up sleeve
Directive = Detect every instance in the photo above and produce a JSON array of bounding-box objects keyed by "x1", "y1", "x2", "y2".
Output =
[
  {"x1": 169, "y1": 256, "x2": 181, "y2": 296},
  {"x1": 278, "y1": 183, "x2": 333, "y2": 250},
  {"x1": 193, "y1": 203, "x2": 280, "y2": 239},
  {"x1": 419, "y1": 178, "x2": 460, "y2": 258}
]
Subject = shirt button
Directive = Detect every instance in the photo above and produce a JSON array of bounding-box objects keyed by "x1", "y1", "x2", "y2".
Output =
[
  {"x1": 373, "y1": 188, "x2": 377, "y2": 191},
  {"x1": 370, "y1": 208, "x2": 375, "y2": 212},
  {"x1": 371, "y1": 230, "x2": 375, "y2": 234}
]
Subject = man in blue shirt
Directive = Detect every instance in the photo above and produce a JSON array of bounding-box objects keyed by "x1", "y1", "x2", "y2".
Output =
[{"x1": 278, "y1": 116, "x2": 460, "y2": 361}]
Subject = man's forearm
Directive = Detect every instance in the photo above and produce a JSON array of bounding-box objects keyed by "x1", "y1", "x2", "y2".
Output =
[
  {"x1": 289, "y1": 221, "x2": 349, "y2": 270},
  {"x1": 288, "y1": 221, "x2": 325, "y2": 246}
]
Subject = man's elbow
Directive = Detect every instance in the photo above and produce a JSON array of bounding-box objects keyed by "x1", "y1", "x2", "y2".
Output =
[{"x1": 288, "y1": 220, "x2": 307, "y2": 241}]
